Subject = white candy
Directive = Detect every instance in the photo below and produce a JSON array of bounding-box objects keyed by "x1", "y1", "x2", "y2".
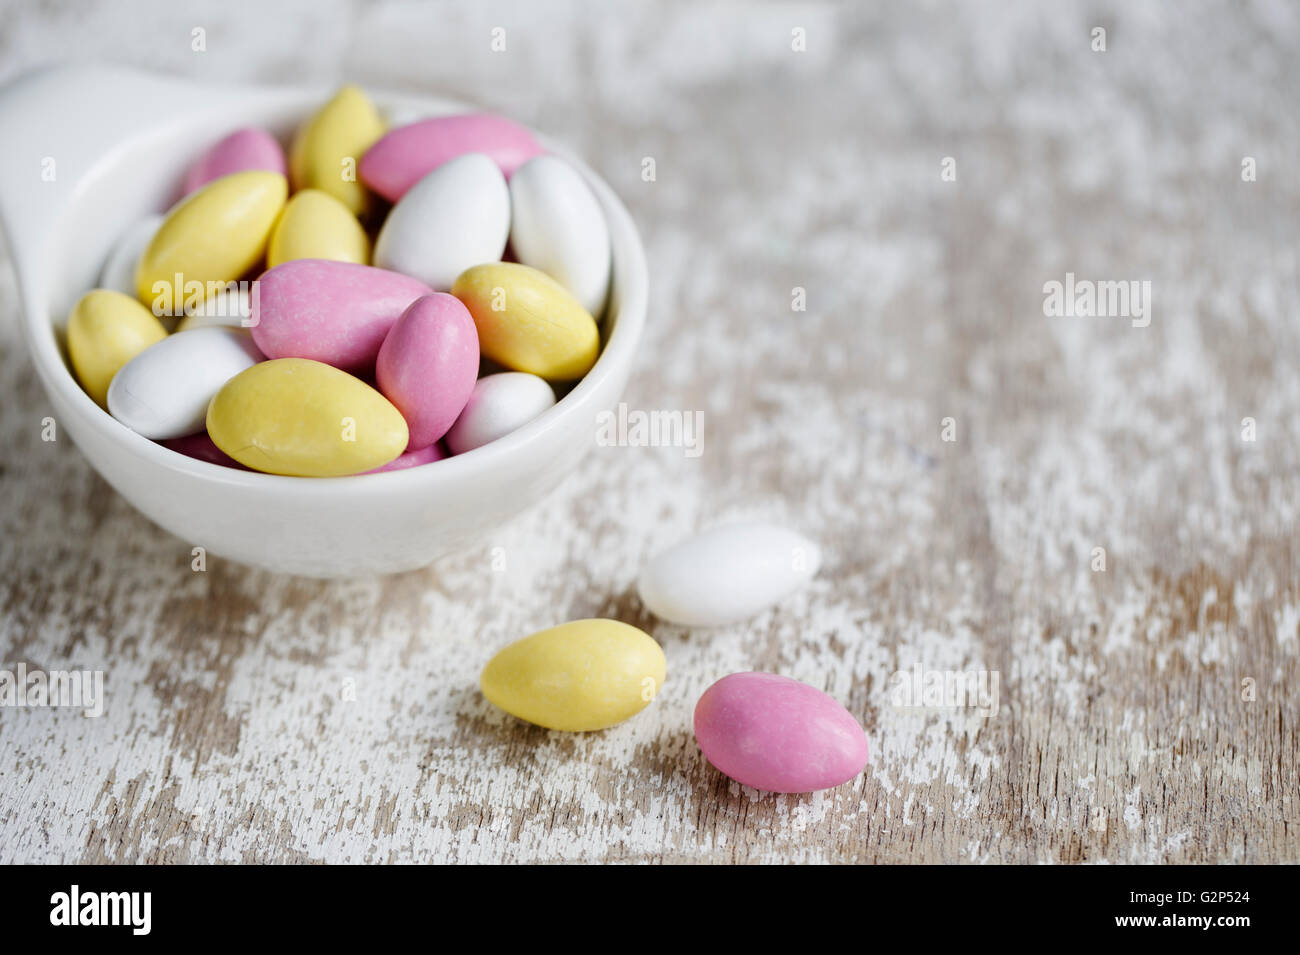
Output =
[
  {"x1": 176, "y1": 284, "x2": 252, "y2": 332},
  {"x1": 373, "y1": 153, "x2": 509, "y2": 291},
  {"x1": 107, "y1": 327, "x2": 263, "y2": 440},
  {"x1": 509, "y1": 156, "x2": 610, "y2": 316},
  {"x1": 637, "y1": 523, "x2": 821, "y2": 626},
  {"x1": 445, "y1": 372, "x2": 555, "y2": 455},
  {"x1": 98, "y1": 215, "x2": 164, "y2": 297}
]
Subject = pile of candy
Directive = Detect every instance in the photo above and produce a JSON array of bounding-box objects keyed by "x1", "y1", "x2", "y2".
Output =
[
  {"x1": 482, "y1": 522, "x2": 871, "y2": 795},
  {"x1": 67, "y1": 86, "x2": 611, "y2": 476}
]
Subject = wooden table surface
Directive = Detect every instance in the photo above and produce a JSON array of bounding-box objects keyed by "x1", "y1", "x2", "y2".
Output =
[{"x1": 2, "y1": 1, "x2": 1297, "y2": 864}]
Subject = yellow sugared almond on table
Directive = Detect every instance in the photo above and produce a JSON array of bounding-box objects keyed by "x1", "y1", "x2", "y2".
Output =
[
  {"x1": 207, "y1": 359, "x2": 408, "y2": 477},
  {"x1": 480, "y1": 619, "x2": 666, "y2": 732}
]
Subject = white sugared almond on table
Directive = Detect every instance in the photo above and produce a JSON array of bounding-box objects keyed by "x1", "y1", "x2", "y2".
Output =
[{"x1": 637, "y1": 522, "x2": 821, "y2": 626}]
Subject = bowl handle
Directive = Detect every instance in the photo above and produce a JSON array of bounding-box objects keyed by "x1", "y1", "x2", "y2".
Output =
[
  {"x1": 0, "y1": 65, "x2": 302, "y2": 318},
  {"x1": 0, "y1": 69, "x2": 187, "y2": 283}
]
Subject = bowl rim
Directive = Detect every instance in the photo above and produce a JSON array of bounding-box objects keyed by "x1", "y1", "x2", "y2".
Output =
[{"x1": 9, "y1": 72, "x2": 647, "y2": 497}]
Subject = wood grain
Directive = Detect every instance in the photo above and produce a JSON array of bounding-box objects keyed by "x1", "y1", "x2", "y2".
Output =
[{"x1": 1, "y1": 0, "x2": 1297, "y2": 863}]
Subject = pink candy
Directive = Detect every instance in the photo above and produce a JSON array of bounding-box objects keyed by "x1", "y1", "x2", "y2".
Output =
[
  {"x1": 365, "y1": 441, "x2": 446, "y2": 474},
  {"x1": 250, "y1": 259, "x2": 432, "y2": 373},
  {"x1": 360, "y1": 113, "x2": 544, "y2": 202},
  {"x1": 160, "y1": 432, "x2": 249, "y2": 470},
  {"x1": 694, "y1": 673, "x2": 869, "y2": 793},
  {"x1": 182, "y1": 127, "x2": 286, "y2": 194},
  {"x1": 377, "y1": 294, "x2": 479, "y2": 450}
]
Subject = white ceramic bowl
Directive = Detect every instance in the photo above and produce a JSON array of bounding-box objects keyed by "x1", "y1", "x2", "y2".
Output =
[{"x1": 0, "y1": 66, "x2": 647, "y2": 577}]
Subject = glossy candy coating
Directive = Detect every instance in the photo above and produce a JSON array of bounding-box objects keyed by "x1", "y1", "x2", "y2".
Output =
[
  {"x1": 207, "y1": 358, "x2": 408, "y2": 476},
  {"x1": 360, "y1": 112, "x2": 543, "y2": 202},
  {"x1": 182, "y1": 128, "x2": 287, "y2": 194},
  {"x1": 107, "y1": 327, "x2": 263, "y2": 440},
  {"x1": 451, "y1": 262, "x2": 599, "y2": 380},
  {"x1": 134, "y1": 170, "x2": 286, "y2": 312},
  {"x1": 509, "y1": 156, "x2": 611, "y2": 316},
  {"x1": 267, "y1": 188, "x2": 369, "y2": 268},
  {"x1": 66, "y1": 289, "x2": 168, "y2": 407},
  {"x1": 373, "y1": 153, "x2": 509, "y2": 291},
  {"x1": 694, "y1": 673, "x2": 869, "y2": 793},
  {"x1": 289, "y1": 85, "x2": 385, "y2": 217},
  {"x1": 444, "y1": 372, "x2": 555, "y2": 455},
  {"x1": 637, "y1": 523, "x2": 821, "y2": 626},
  {"x1": 250, "y1": 259, "x2": 431, "y2": 373},
  {"x1": 375, "y1": 294, "x2": 479, "y2": 450},
  {"x1": 481, "y1": 619, "x2": 665, "y2": 732}
]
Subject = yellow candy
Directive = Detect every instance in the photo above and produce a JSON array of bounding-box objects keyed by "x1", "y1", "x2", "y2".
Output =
[
  {"x1": 267, "y1": 189, "x2": 370, "y2": 268},
  {"x1": 451, "y1": 263, "x2": 600, "y2": 380},
  {"x1": 480, "y1": 619, "x2": 666, "y2": 732},
  {"x1": 289, "y1": 85, "x2": 385, "y2": 218},
  {"x1": 66, "y1": 289, "x2": 168, "y2": 407},
  {"x1": 135, "y1": 170, "x2": 287, "y2": 311},
  {"x1": 207, "y1": 358, "x2": 407, "y2": 476}
]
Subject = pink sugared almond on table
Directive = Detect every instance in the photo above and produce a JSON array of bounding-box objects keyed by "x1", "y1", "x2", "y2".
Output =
[
  {"x1": 694, "y1": 673, "x2": 870, "y2": 794},
  {"x1": 66, "y1": 85, "x2": 610, "y2": 478}
]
